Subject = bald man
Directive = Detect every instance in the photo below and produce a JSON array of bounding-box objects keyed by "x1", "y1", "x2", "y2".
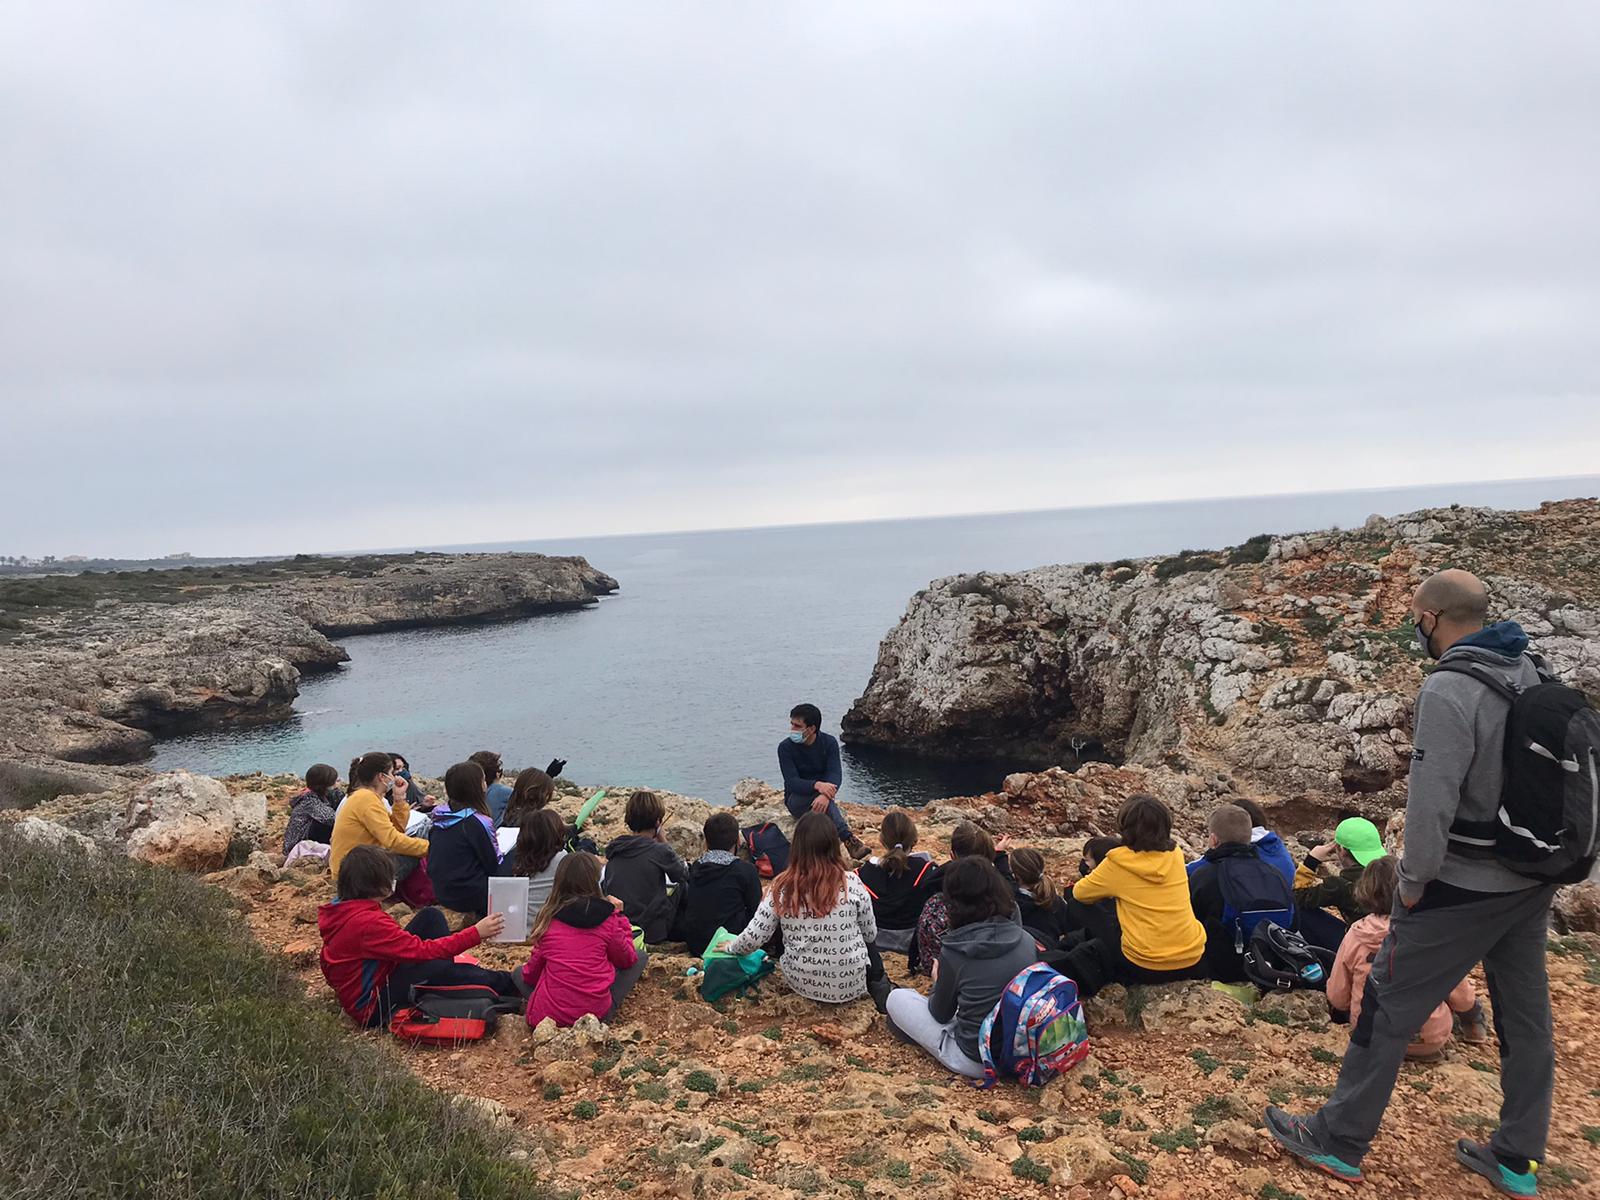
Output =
[{"x1": 1268, "y1": 569, "x2": 1556, "y2": 1196}]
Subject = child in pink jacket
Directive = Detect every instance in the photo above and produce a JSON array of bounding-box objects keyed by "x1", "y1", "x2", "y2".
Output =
[
  {"x1": 522, "y1": 852, "x2": 647, "y2": 1028},
  {"x1": 1328, "y1": 857, "x2": 1488, "y2": 1060}
]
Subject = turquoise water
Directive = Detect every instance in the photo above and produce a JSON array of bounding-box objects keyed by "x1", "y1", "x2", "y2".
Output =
[{"x1": 152, "y1": 476, "x2": 1600, "y2": 806}]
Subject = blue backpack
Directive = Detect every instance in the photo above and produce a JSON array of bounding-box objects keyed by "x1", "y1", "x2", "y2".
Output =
[
  {"x1": 976, "y1": 963, "x2": 1091, "y2": 1089},
  {"x1": 1216, "y1": 848, "x2": 1296, "y2": 954},
  {"x1": 742, "y1": 822, "x2": 791, "y2": 878}
]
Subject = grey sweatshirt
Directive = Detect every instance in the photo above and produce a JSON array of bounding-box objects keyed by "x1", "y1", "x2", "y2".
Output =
[
  {"x1": 1400, "y1": 640, "x2": 1544, "y2": 903},
  {"x1": 928, "y1": 916, "x2": 1039, "y2": 1062}
]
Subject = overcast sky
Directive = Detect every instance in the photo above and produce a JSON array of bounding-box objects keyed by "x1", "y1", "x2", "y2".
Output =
[{"x1": 2, "y1": 4, "x2": 1598, "y2": 558}]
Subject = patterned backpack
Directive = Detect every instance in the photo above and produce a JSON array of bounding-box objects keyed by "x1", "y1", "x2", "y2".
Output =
[{"x1": 976, "y1": 963, "x2": 1092, "y2": 1089}]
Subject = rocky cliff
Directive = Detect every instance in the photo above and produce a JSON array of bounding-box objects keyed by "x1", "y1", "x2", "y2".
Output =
[
  {"x1": 0, "y1": 553, "x2": 616, "y2": 766},
  {"x1": 844, "y1": 498, "x2": 1600, "y2": 827}
]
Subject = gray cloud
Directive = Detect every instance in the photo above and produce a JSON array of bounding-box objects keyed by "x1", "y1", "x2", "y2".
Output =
[{"x1": 2, "y1": 3, "x2": 1598, "y2": 556}]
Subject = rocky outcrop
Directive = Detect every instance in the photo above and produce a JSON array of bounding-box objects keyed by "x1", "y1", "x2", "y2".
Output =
[
  {"x1": 845, "y1": 498, "x2": 1600, "y2": 823},
  {"x1": 0, "y1": 553, "x2": 616, "y2": 765}
]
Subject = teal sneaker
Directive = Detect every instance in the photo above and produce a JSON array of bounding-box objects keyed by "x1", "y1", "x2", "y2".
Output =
[
  {"x1": 1263, "y1": 1106, "x2": 1364, "y2": 1183},
  {"x1": 1456, "y1": 1140, "x2": 1538, "y2": 1197}
]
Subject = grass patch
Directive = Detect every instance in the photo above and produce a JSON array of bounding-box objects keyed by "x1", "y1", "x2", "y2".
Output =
[
  {"x1": 1544, "y1": 1162, "x2": 1592, "y2": 1189},
  {"x1": 1149, "y1": 1126, "x2": 1200, "y2": 1152},
  {"x1": 1190, "y1": 1096, "x2": 1232, "y2": 1127},
  {"x1": 1310, "y1": 1047, "x2": 1340, "y2": 1065},
  {"x1": 1017, "y1": 1125, "x2": 1045, "y2": 1143},
  {"x1": 573, "y1": 1101, "x2": 599, "y2": 1120},
  {"x1": 542, "y1": 1084, "x2": 564, "y2": 1101},
  {"x1": 1098, "y1": 1109, "x2": 1123, "y2": 1127},
  {"x1": 633, "y1": 1081, "x2": 668, "y2": 1102},
  {"x1": 1468, "y1": 1060, "x2": 1497, "y2": 1074},
  {"x1": 1111, "y1": 1151, "x2": 1150, "y2": 1185},
  {"x1": 591, "y1": 1053, "x2": 621, "y2": 1075},
  {"x1": 0, "y1": 824, "x2": 541, "y2": 1200},
  {"x1": 885, "y1": 1160, "x2": 911, "y2": 1181},
  {"x1": 760, "y1": 1025, "x2": 784, "y2": 1041},
  {"x1": 1010, "y1": 1156, "x2": 1051, "y2": 1184},
  {"x1": 736, "y1": 1081, "x2": 763, "y2": 1094},
  {"x1": 683, "y1": 1070, "x2": 719, "y2": 1094},
  {"x1": 1153, "y1": 549, "x2": 1223, "y2": 581},
  {"x1": 1189, "y1": 1047, "x2": 1222, "y2": 1076},
  {"x1": 719, "y1": 1120, "x2": 778, "y2": 1148},
  {"x1": 1582, "y1": 1126, "x2": 1600, "y2": 1145},
  {"x1": 976, "y1": 1109, "x2": 1001, "y2": 1124},
  {"x1": 1230, "y1": 1065, "x2": 1248, "y2": 1081},
  {"x1": 780, "y1": 1063, "x2": 829, "y2": 1083},
  {"x1": 1259, "y1": 1186, "x2": 1308, "y2": 1200}
]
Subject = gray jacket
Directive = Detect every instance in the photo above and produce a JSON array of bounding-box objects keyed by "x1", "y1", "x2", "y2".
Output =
[
  {"x1": 1401, "y1": 638, "x2": 1544, "y2": 902},
  {"x1": 928, "y1": 916, "x2": 1039, "y2": 1062}
]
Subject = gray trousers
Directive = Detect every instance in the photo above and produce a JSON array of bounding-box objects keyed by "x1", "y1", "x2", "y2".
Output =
[
  {"x1": 1309, "y1": 884, "x2": 1556, "y2": 1166},
  {"x1": 604, "y1": 950, "x2": 648, "y2": 1021}
]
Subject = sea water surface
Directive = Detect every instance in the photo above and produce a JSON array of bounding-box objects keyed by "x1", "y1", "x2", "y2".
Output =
[{"x1": 153, "y1": 476, "x2": 1600, "y2": 807}]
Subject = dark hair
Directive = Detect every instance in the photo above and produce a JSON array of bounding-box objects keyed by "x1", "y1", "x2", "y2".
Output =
[
  {"x1": 943, "y1": 856, "x2": 1014, "y2": 929},
  {"x1": 704, "y1": 811, "x2": 739, "y2": 853},
  {"x1": 386, "y1": 752, "x2": 410, "y2": 772},
  {"x1": 879, "y1": 810, "x2": 917, "y2": 876},
  {"x1": 772, "y1": 812, "x2": 845, "y2": 919},
  {"x1": 305, "y1": 763, "x2": 339, "y2": 795},
  {"x1": 625, "y1": 790, "x2": 665, "y2": 833},
  {"x1": 444, "y1": 761, "x2": 489, "y2": 815},
  {"x1": 949, "y1": 821, "x2": 995, "y2": 861},
  {"x1": 1117, "y1": 794, "x2": 1175, "y2": 853},
  {"x1": 1355, "y1": 855, "x2": 1399, "y2": 915},
  {"x1": 468, "y1": 750, "x2": 503, "y2": 785},
  {"x1": 351, "y1": 752, "x2": 394, "y2": 787},
  {"x1": 1009, "y1": 847, "x2": 1057, "y2": 906},
  {"x1": 789, "y1": 703, "x2": 822, "y2": 731},
  {"x1": 512, "y1": 809, "x2": 566, "y2": 877},
  {"x1": 1082, "y1": 836, "x2": 1122, "y2": 869},
  {"x1": 1234, "y1": 797, "x2": 1269, "y2": 829},
  {"x1": 504, "y1": 768, "x2": 555, "y2": 825},
  {"x1": 336, "y1": 843, "x2": 395, "y2": 900},
  {"x1": 530, "y1": 852, "x2": 603, "y2": 944}
]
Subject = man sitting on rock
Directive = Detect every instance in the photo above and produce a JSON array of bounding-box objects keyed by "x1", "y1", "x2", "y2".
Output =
[
  {"x1": 1188, "y1": 803, "x2": 1296, "y2": 983},
  {"x1": 778, "y1": 703, "x2": 868, "y2": 860},
  {"x1": 1266, "y1": 568, "x2": 1559, "y2": 1196}
]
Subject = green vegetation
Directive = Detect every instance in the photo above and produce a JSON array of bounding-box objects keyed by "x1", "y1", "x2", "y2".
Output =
[
  {"x1": 542, "y1": 1084, "x2": 564, "y2": 1101},
  {"x1": 573, "y1": 1101, "x2": 599, "y2": 1120},
  {"x1": 885, "y1": 1160, "x2": 911, "y2": 1181},
  {"x1": 736, "y1": 1081, "x2": 764, "y2": 1094},
  {"x1": 1310, "y1": 1047, "x2": 1340, "y2": 1065},
  {"x1": 591, "y1": 1053, "x2": 621, "y2": 1075},
  {"x1": 1153, "y1": 549, "x2": 1223, "y2": 581},
  {"x1": 1149, "y1": 1126, "x2": 1200, "y2": 1152},
  {"x1": 1016, "y1": 1125, "x2": 1045, "y2": 1143},
  {"x1": 1544, "y1": 1162, "x2": 1592, "y2": 1189},
  {"x1": 718, "y1": 1120, "x2": 778, "y2": 1148},
  {"x1": 1259, "y1": 1185, "x2": 1308, "y2": 1200},
  {"x1": 0, "y1": 824, "x2": 540, "y2": 1200},
  {"x1": 1111, "y1": 1150, "x2": 1151, "y2": 1185},
  {"x1": 1098, "y1": 1109, "x2": 1123, "y2": 1127},
  {"x1": 1190, "y1": 1096, "x2": 1233, "y2": 1127},
  {"x1": 760, "y1": 1025, "x2": 784, "y2": 1041},
  {"x1": 1189, "y1": 1047, "x2": 1222, "y2": 1075},
  {"x1": 683, "y1": 1070, "x2": 719, "y2": 1094},
  {"x1": 976, "y1": 1109, "x2": 1001, "y2": 1124},
  {"x1": 633, "y1": 1081, "x2": 669, "y2": 1102},
  {"x1": 1227, "y1": 534, "x2": 1274, "y2": 565},
  {"x1": 1582, "y1": 1126, "x2": 1600, "y2": 1146},
  {"x1": 1010, "y1": 1156, "x2": 1051, "y2": 1184}
]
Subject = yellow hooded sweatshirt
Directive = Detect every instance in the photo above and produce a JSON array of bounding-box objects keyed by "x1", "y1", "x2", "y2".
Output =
[
  {"x1": 1072, "y1": 846, "x2": 1206, "y2": 972},
  {"x1": 328, "y1": 787, "x2": 430, "y2": 881}
]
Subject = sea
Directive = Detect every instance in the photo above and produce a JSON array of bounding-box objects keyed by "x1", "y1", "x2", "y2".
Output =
[{"x1": 152, "y1": 476, "x2": 1600, "y2": 808}]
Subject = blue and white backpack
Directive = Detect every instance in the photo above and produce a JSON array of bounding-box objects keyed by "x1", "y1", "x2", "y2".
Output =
[{"x1": 975, "y1": 963, "x2": 1091, "y2": 1089}]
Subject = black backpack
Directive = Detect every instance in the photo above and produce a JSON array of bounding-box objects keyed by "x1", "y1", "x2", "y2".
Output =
[
  {"x1": 742, "y1": 822, "x2": 791, "y2": 878},
  {"x1": 1432, "y1": 656, "x2": 1600, "y2": 885},
  {"x1": 1214, "y1": 848, "x2": 1298, "y2": 955},
  {"x1": 1242, "y1": 922, "x2": 1333, "y2": 992}
]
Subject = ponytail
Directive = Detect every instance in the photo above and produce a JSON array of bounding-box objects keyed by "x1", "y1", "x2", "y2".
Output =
[
  {"x1": 879, "y1": 811, "x2": 917, "y2": 877},
  {"x1": 1009, "y1": 847, "x2": 1058, "y2": 907}
]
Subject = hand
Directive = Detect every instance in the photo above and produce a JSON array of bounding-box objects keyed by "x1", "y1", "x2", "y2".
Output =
[
  {"x1": 605, "y1": 894, "x2": 626, "y2": 911},
  {"x1": 811, "y1": 795, "x2": 831, "y2": 814},
  {"x1": 994, "y1": 834, "x2": 1013, "y2": 852},
  {"x1": 475, "y1": 912, "x2": 506, "y2": 939},
  {"x1": 930, "y1": 959, "x2": 940, "y2": 983},
  {"x1": 1401, "y1": 890, "x2": 1419, "y2": 910},
  {"x1": 391, "y1": 776, "x2": 409, "y2": 802},
  {"x1": 815, "y1": 781, "x2": 838, "y2": 801},
  {"x1": 422, "y1": 792, "x2": 436, "y2": 806},
  {"x1": 1309, "y1": 841, "x2": 1336, "y2": 863},
  {"x1": 546, "y1": 758, "x2": 567, "y2": 778}
]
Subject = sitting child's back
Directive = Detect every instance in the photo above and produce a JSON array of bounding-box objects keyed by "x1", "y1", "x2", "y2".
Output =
[
  {"x1": 677, "y1": 812, "x2": 764, "y2": 956},
  {"x1": 523, "y1": 853, "x2": 643, "y2": 1028}
]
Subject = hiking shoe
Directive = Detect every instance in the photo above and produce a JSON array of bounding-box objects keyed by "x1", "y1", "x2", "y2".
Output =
[
  {"x1": 1458, "y1": 1001, "x2": 1492, "y2": 1046},
  {"x1": 845, "y1": 836, "x2": 871, "y2": 861},
  {"x1": 1456, "y1": 1140, "x2": 1538, "y2": 1196},
  {"x1": 867, "y1": 973, "x2": 893, "y2": 1014},
  {"x1": 1405, "y1": 1046, "x2": 1448, "y2": 1064},
  {"x1": 1264, "y1": 1106, "x2": 1364, "y2": 1183}
]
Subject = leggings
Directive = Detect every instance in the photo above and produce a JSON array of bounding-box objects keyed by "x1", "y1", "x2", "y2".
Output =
[{"x1": 371, "y1": 908, "x2": 522, "y2": 1027}]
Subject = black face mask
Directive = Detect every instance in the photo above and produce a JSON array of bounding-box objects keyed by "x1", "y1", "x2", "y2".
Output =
[{"x1": 1079, "y1": 859, "x2": 1093, "y2": 876}]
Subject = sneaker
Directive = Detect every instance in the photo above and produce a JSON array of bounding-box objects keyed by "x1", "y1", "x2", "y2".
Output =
[
  {"x1": 845, "y1": 836, "x2": 871, "y2": 861},
  {"x1": 1456, "y1": 1140, "x2": 1538, "y2": 1197},
  {"x1": 1263, "y1": 1106, "x2": 1364, "y2": 1184},
  {"x1": 1458, "y1": 1002, "x2": 1492, "y2": 1046}
]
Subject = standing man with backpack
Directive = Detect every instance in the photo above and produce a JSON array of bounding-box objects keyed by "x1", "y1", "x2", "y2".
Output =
[
  {"x1": 1268, "y1": 568, "x2": 1599, "y2": 1196},
  {"x1": 780, "y1": 703, "x2": 870, "y2": 860}
]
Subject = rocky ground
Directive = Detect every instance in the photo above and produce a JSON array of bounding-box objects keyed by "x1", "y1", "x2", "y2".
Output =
[
  {"x1": 0, "y1": 552, "x2": 616, "y2": 766},
  {"x1": 37, "y1": 768, "x2": 1578, "y2": 1200},
  {"x1": 844, "y1": 498, "x2": 1600, "y2": 838}
]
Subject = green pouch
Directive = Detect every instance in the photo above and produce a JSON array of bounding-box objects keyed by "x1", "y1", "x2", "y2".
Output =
[{"x1": 700, "y1": 927, "x2": 775, "y2": 1003}]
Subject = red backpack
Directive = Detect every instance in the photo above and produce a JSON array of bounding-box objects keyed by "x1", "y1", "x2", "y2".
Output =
[{"x1": 389, "y1": 982, "x2": 520, "y2": 1044}]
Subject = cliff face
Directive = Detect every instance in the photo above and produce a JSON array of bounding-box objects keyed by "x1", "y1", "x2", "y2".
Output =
[
  {"x1": 0, "y1": 553, "x2": 617, "y2": 766},
  {"x1": 844, "y1": 498, "x2": 1600, "y2": 821}
]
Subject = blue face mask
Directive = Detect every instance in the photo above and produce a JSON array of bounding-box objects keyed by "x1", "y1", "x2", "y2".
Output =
[{"x1": 787, "y1": 731, "x2": 806, "y2": 744}]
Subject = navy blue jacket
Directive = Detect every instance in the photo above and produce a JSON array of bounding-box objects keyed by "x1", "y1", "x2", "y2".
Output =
[
  {"x1": 778, "y1": 732, "x2": 843, "y2": 807},
  {"x1": 427, "y1": 809, "x2": 510, "y2": 918}
]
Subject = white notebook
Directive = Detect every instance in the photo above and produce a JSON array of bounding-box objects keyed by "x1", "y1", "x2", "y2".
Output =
[
  {"x1": 487, "y1": 876, "x2": 531, "y2": 942},
  {"x1": 496, "y1": 826, "x2": 519, "y2": 857}
]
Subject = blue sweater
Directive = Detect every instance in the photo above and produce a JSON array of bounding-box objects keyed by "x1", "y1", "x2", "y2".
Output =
[{"x1": 778, "y1": 732, "x2": 843, "y2": 806}]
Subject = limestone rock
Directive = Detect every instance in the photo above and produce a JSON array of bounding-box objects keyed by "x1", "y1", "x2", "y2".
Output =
[
  {"x1": 1253, "y1": 989, "x2": 1331, "y2": 1031},
  {"x1": 1554, "y1": 881, "x2": 1600, "y2": 933},
  {"x1": 8, "y1": 814, "x2": 100, "y2": 854},
  {"x1": 1135, "y1": 981, "x2": 1250, "y2": 1034},
  {"x1": 120, "y1": 772, "x2": 268, "y2": 873}
]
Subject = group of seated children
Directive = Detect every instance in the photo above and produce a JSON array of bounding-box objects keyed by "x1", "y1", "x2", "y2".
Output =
[{"x1": 313, "y1": 753, "x2": 1484, "y2": 1078}]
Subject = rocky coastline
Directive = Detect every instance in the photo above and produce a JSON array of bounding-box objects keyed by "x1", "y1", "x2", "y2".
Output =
[{"x1": 0, "y1": 552, "x2": 617, "y2": 773}]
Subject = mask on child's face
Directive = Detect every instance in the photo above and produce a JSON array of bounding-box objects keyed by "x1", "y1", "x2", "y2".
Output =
[{"x1": 1079, "y1": 859, "x2": 1093, "y2": 876}]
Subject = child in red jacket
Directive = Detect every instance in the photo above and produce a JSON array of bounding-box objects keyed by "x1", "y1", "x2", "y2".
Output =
[
  {"x1": 523, "y1": 852, "x2": 646, "y2": 1028},
  {"x1": 319, "y1": 843, "x2": 522, "y2": 1027}
]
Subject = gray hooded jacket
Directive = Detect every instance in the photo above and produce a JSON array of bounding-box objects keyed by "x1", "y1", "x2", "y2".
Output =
[
  {"x1": 928, "y1": 916, "x2": 1039, "y2": 1062},
  {"x1": 1401, "y1": 627, "x2": 1545, "y2": 903}
]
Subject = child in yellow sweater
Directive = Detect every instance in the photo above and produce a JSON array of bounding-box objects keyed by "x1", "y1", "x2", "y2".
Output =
[
  {"x1": 329, "y1": 752, "x2": 431, "y2": 887},
  {"x1": 1055, "y1": 795, "x2": 1206, "y2": 998}
]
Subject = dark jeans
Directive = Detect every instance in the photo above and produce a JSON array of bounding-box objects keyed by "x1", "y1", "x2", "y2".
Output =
[
  {"x1": 784, "y1": 792, "x2": 852, "y2": 841},
  {"x1": 371, "y1": 908, "x2": 522, "y2": 1027},
  {"x1": 1049, "y1": 925, "x2": 1201, "y2": 999},
  {"x1": 1296, "y1": 905, "x2": 1349, "y2": 954}
]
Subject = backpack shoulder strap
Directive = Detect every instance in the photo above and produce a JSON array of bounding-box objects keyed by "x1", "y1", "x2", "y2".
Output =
[
  {"x1": 1428, "y1": 659, "x2": 1521, "y2": 703},
  {"x1": 911, "y1": 860, "x2": 935, "y2": 888}
]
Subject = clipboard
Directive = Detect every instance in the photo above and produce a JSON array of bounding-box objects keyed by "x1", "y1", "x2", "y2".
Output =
[{"x1": 487, "y1": 876, "x2": 530, "y2": 942}]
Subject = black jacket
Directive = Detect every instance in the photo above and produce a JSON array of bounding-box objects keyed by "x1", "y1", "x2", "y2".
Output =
[
  {"x1": 602, "y1": 834, "x2": 688, "y2": 944},
  {"x1": 1015, "y1": 888, "x2": 1076, "y2": 945},
  {"x1": 675, "y1": 856, "x2": 764, "y2": 956},
  {"x1": 1189, "y1": 841, "x2": 1295, "y2": 982},
  {"x1": 427, "y1": 809, "x2": 509, "y2": 918},
  {"x1": 857, "y1": 855, "x2": 941, "y2": 932}
]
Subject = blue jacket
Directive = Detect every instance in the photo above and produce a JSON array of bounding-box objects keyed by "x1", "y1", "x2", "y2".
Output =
[
  {"x1": 487, "y1": 782, "x2": 514, "y2": 826},
  {"x1": 1188, "y1": 829, "x2": 1295, "y2": 888},
  {"x1": 427, "y1": 808, "x2": 510, "y2": 918}
]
